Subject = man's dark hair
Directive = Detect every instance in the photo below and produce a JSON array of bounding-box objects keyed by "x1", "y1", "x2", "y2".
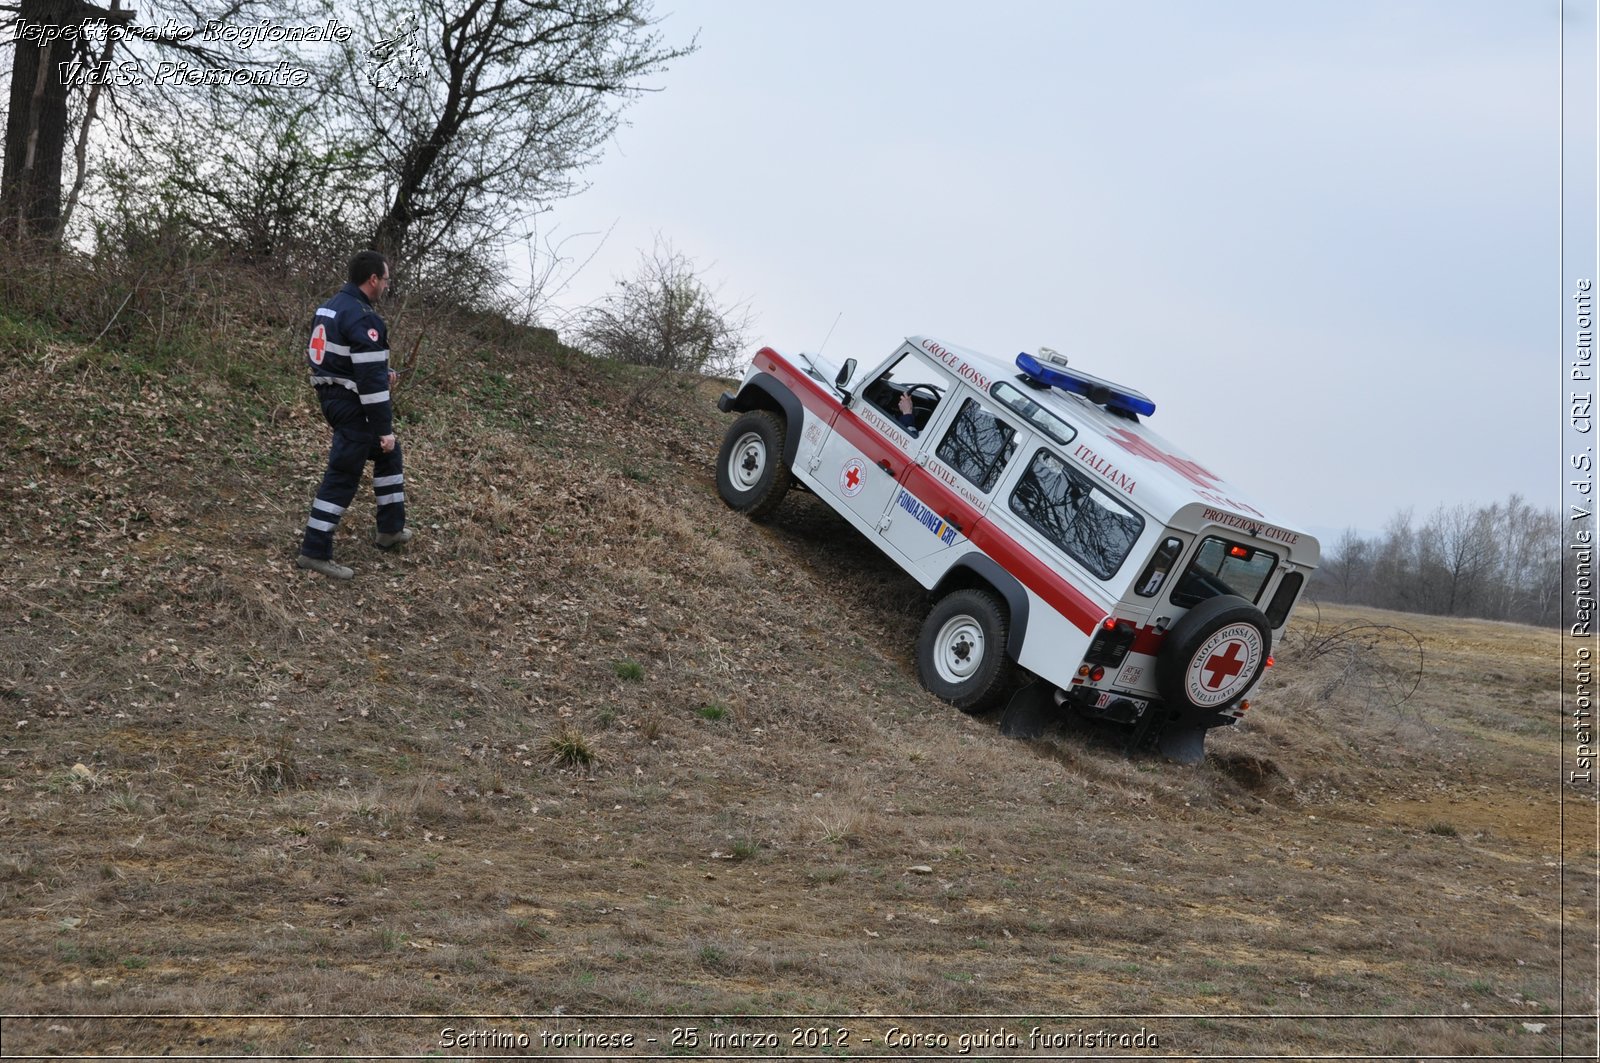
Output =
[{"x1": 348, "y1": 250, "x2": 389, "y2": 287}]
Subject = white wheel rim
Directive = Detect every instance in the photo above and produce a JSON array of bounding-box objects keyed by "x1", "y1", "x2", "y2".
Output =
[
  {"x1": 933, "y1": 614, "x2": 985, "y2": 684},
  {"x1": 727, "y1": 431, "x2": 767, "y2": 492}
]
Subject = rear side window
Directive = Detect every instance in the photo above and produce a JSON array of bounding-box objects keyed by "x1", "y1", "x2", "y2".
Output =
[
  {"x1": 1170, "y1": 536, "x2": 1279, "y2": 607},
  {"x1": 935, "y1": 398, "x2": 1016, "y2": 493},
  {"x1": 1009, "y1": 449, "x2": 1144, "y2": 580},
  {"x1": 1265, "y1": 571, "x2": 1305, "y2": 628},
  {"x1": 1134, "y1": 536, "x2": 1186, "y2": 598}
]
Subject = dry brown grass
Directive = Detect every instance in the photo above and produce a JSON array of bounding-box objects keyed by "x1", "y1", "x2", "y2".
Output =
[{"x1": 0, "y1": 310, "x2": 1591, "y2": 1059}]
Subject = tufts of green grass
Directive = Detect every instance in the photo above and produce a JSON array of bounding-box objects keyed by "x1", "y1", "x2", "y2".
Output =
[{"x1": 546, "y1": 726, "x2": 599, "y2": 769}]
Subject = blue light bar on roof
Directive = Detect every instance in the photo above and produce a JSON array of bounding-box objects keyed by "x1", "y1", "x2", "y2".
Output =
[{"x1": 1015, "y1": 353, "x2": 1156, "y2": 418}]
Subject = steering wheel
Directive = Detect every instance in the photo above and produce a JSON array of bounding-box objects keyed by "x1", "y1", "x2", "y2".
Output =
[{"x1": 904, "y1": 383, "x2": 943, "y2": 403}]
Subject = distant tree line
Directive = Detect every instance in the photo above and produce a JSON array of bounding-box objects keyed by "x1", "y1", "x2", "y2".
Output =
[{"x1": 1311, "y1": 496, "x2": 1562, "y2": 627}]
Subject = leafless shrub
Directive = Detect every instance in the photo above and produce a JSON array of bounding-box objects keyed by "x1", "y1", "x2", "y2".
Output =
[
  {"x1": 1279, "y1": 600, "x2": 1425, "y2": 718},
  {"x1": 576, "y1": 237, "x2": 751, "y2": 407}
]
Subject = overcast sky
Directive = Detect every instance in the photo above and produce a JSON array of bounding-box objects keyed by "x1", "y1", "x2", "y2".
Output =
[{"x1": 520, "y1": 1, "x2": 1582, "y2": 542}]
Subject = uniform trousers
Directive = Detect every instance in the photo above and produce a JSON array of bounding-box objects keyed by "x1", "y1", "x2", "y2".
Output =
[{"x1": 299, "y1": 387, "x2": 405, "y2": 559}]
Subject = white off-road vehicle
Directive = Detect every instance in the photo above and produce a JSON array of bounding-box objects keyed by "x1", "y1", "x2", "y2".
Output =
[{"x1": 715, "y1": 337, "x2": 1319, "y2": 762}]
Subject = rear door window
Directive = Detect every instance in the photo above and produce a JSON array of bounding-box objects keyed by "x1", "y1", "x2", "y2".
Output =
[{"x1": 1170, "y1": 536, "x2": 1279, "y2": 606}]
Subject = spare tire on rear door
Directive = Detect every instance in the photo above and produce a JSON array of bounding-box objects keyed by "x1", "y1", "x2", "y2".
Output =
[{"x1": 1155, "y1": 594, "x2": 1272, "y2": 718}]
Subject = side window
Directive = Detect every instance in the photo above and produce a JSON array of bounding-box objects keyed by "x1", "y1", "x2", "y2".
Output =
[
  {"x1": 861, "y1": 352, "x2": 955, "y2": 437},
  {"x1": 1134, "y1": 536, "x2": 1186, "y2": 598},
  {"x1": 935, "y1": 398, "x2": 1016, "y2": 493},
  {"x1": 1008, "y1": 449, "x2": 1144, "y2": 580},
  {"x1": 1265, "y1": 571, "x2": 1304, "y2": 628}
]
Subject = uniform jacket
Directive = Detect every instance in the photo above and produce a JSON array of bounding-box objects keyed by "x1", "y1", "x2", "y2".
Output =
[{"x1": 307, "y1": 282, "x2": 393, "y2": 437}]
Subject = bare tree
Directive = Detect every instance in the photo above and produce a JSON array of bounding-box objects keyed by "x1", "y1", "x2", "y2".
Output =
[
  {"x1": 1370, "y1": 509, "x2": 1416, "y2": 612},
  {"x1": 2, "y1": 0, "x2": 318, "y2": 243},
  {"x1": 332, "y1": 0, "x2": 694, "y2": 273},
  {"x1": 1425, "y1": 502, "x2": 1497, "y2": 616},
  {"x1": 1320, "y1": 526, "x2": 1371, "y2": 603}
]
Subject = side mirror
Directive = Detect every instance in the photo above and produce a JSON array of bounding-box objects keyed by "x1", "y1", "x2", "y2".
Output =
[{"x1": 834, "y1": 358, "x2": 857, "y2": 405}]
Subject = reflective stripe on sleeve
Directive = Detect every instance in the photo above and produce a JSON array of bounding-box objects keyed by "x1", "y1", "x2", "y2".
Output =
[
  {"x1": 315, "y1": 307, "x2": 336, "y2": 319},
  {"x1": 350, "y1": 349, "x2": 389, "y2": 364},
  {"x1": 359, "y1": 390, "x2": 391, "y2": 405}
]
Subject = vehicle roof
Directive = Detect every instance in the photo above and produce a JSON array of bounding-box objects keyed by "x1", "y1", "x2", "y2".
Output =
[{"x1": 904, "y1": 335, "x2": 1320, "y2": 564}]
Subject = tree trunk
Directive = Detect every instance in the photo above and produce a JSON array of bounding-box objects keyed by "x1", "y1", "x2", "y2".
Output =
[{"x1": 1, "y1": 0, "x2": 87, "y2": 240}]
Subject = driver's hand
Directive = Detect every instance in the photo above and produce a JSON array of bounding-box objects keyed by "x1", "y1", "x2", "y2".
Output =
[{"x1": 898, "y1": 393, "x2": 913, "y2": 415}]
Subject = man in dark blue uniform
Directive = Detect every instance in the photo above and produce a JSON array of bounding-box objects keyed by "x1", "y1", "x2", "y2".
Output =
[{"x1": 296, "y1": 250, "x2": 413, "y2": 579}]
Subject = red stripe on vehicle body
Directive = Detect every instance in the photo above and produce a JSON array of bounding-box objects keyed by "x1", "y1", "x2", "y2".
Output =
[
  {"x1": 756, "y1": 349, "x2": 1106, "y2": 635},
  {"x1": 1130, "y1": 626, "x2": 1167, "y2": 656}
]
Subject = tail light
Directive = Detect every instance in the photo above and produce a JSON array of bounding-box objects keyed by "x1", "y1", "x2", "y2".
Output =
[{"x1": 1083, "y1": 617, "x2": 1137, "y2": 668}]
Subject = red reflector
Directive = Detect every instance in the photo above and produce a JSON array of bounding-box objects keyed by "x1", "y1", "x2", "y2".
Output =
[
  {"x1": 1239, "y1": 700, "x2": 1251, "y2": 712},
  {"x1": 1103, "y1": 617, "x2": 1118, "y2": 630},
  {"x1": 1089, "y1": 666, "x2": 1105, "y2": 682},
  {"x1": 1228, "y1": 545, "x2": 1250, "y2": 559},
  {"x1": 1266, "y1": 656, "x2": 1275, "y2": 667}
]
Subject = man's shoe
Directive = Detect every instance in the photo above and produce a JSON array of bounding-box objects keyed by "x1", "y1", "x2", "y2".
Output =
[
  {"x1": 372, "y1": 528, "x2": 414, "y2": 550},
  {"x1": 296, "y1": 554, "x2": 354, "y2": 580}
]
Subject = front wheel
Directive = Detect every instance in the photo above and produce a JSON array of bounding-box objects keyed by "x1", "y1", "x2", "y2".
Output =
[
  {"x1": 715, "y1": 410, "x2": 791, "y2": 519},
  {"x1": 915, "y1": 589, "x2": 1013, "y2": 714}
]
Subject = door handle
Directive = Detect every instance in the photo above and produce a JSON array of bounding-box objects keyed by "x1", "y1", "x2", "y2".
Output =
[{"x1": 941, "y1": 515, "x2": 964, "y2": 535}]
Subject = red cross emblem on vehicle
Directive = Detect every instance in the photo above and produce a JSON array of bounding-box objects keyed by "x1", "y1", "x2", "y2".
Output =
[
  {"x1": 1106, "y1": 427, "x2": 1220, "y2": 490},
  {"x1": 1202, "y1": 641, "x2": 1248, "y2": 689},
  {"x1": 840, "y1": 458, "x2": 865, "y2": 497},
  {"x1": 309, "y1": 324, "x2": 327, "y2": 365}
]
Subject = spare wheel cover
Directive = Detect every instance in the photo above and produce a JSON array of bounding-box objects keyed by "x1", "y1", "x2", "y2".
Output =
[
  {"x1": 1181, "y1": 620, "x2": 1267, "y2": 708},
  {"x1": 1156, "y1": 594, "x2": 1272, "y2": 713}
]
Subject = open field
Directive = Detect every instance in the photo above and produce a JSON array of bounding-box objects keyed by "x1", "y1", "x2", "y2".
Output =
[{"x1": 0, "y1": 309, "x2": 1594, "y2": 1060}]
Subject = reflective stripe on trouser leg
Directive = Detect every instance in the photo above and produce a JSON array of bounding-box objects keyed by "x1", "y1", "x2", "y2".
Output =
[
  {"x1": 371, "y1": 440, "x2": 405, "y2": 534},
  {"x1": 300, "y1": 393, "x2": 372, "y2": 560}
]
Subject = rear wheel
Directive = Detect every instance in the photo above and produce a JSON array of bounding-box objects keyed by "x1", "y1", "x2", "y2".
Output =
[
  {"x1": 715, "y1": 410, "x2": 791, "y2": 518},
  {"x1": 915, "y1": 589, "x2": 1013, "y2": 714}
]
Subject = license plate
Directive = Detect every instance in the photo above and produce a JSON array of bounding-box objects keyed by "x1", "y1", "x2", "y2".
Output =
[{"x1": 1095, "y1": 691, "x2": 1148, "y2": 713}]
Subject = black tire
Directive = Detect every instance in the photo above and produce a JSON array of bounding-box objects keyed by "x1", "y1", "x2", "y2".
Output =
[
  {"x1": 915, "y1": 588, "x2": 1013, "y2": 714},
  {"x1": 715, "y1": 410, "x2": 791, "y2": 519},
  {"x1": 1155, "y1": 594, "x2": 1272, "y2": 717}
]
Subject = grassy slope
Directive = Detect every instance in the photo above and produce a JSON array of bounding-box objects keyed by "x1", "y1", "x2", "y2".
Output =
[{"x1": 0, "y1": 304, "x2": 1591, "y2": 1059}]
